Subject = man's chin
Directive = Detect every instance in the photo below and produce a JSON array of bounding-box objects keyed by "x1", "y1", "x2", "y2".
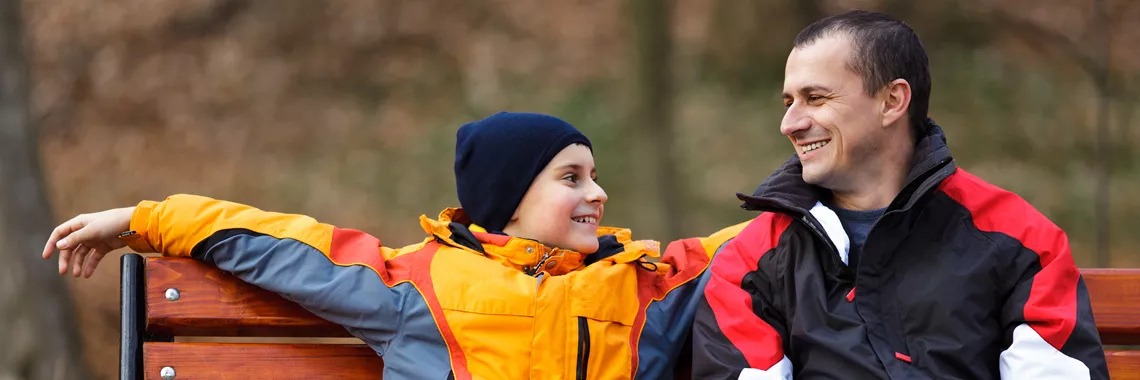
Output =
[{"x1": 801, "y1": 167, "x2": 828, "y2": 185}]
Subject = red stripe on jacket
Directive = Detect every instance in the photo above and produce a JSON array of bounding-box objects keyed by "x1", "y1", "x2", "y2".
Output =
[
  {"x1": 938, "y1": 168, "x2": 1079, "y2": 350},
  {"x1": 628, "y1": 237, "x2": 715, "y2": 377},
  {"x1": 704, "y1": 212, "x2": 793, "y2": 369},
  {"x1": 330, "y1": 229, "x2": 471, "y2": 378}
]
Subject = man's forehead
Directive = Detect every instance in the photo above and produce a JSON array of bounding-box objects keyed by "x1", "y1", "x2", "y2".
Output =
[
  {"x1": 788, "y1": 35, "x2": 853, "y2": 69},
  {"x1": 784, "y1": 35, "x2": 856, "y2": 92},
  {"x1": 793, "y1": 32, "x2": 854, "y2": 56}
]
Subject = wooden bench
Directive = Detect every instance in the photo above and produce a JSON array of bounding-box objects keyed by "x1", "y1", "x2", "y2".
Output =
[
  {"x1": 1083, "y1": 268, "x2": 1140, "y2": 379},
  {"x1": 119, "y1": 254, "x2": 382, "y2": 380},
  {"x1": 118, "y1": 254, "x2": 1140, "y2": 379}
]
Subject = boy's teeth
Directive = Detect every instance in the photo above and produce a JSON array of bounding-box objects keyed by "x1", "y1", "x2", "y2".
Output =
[{"x1": 574, "y1": 217, "x2": 596, "y2": 224}]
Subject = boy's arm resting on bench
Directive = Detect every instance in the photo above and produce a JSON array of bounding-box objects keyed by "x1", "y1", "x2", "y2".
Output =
[
  {"x1": 690, "y1": 219, "x2": 792, "y2": 380},
  {"x1": 122, "y1": 194, "x2": 407, "y2": 354}
]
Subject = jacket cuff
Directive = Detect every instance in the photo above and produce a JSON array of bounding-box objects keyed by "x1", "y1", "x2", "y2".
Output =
[{"x1": 120, "y1": 200, "x2": 160, "y2": 253}]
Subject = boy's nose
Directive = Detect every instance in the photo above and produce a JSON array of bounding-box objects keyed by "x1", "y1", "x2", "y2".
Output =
[{"x1": 587, "y1": 181, "x2": 608, "y2": 204}]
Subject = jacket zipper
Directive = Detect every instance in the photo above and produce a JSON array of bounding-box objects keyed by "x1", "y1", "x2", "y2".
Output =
[
  {"x1": 524, "y1": 251, "x2": 552, "y2": 276},
  {"x1": 745, "y1": 199, "x2": 843, "y2": 260},
  {"x1": 576, "y1": 317, "x2": 590, "y2": 380},
  {"x1": 748, "y1": 199, "x2": 850, "y2": 279},
  {"x1": 798, "y1": 213, "x2": 854, "y2": 280}
]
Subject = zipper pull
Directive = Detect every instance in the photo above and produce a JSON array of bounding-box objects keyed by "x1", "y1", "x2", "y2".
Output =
[
  {"x1": 534, "y1": 252, "x2": 551, "y2": 277},
  {"x1": 525, "y1": 251, "x2": 552, "y2": 276}
]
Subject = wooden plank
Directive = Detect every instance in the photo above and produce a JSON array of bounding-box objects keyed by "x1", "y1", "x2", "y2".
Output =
[
  {"x1": 1107, "y1": 350, "x2": 1140, "y2": 380},
  {"x1": 1082, "y1": 269, "x2": 1140, "y2": 345},
  {"x1": 143, "y1": 258, "x2": 1138, "y2": 344},
  {"x1": 143, "y1": 342, "x2": 383, "y2": 379},
  {"x1": 146, "y1": 257, "x2": 351, "y2": 337}
]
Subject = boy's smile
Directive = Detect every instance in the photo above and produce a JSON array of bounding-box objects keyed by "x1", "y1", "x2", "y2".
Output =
[
  {"x1": 571, "y1": 214, "x2": 599, "y2": 226},
  {"x1": 504, "y1": 144, "x2": 607, "y2": 254}
]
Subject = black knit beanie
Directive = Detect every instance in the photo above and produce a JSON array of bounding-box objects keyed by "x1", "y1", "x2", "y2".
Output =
[{"x1": 454, "y1": 112, "x2": 592, "y2": 233}]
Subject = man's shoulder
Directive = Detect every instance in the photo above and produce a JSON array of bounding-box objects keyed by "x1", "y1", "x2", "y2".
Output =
[
  {"x1": 935, "y1": 168, "x2": 1067, "y2": 249},
  {"x1": 711, "y1": 212, "x2": 798, "y2": 255}
]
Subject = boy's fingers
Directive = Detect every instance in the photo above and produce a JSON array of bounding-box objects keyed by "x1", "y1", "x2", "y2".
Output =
[
  {"x1": 72, "y1": 247, "x2": 85, "y2": 277},
  {"x1": 83, "y1": 251, "x2": 107, "y2": 278},
  {"x1": 76, "y1": 246, "x2": 96, "y2": 278},
  {"x1": 42, "y1": 236, "x2": 55, "y2": 259},
  {"x1": 43, "y1": 221, "x2": 69, "y2": 259},
  {"x1": 58, "y1": 247, "x2": 73, "y2": 274},
  {"x1": 43, "y1": 216, "x2": 85, "y2": 258},
  {"x1": 59, "y1": 225, "x2": 93, "y2": 250},
  {"x1": 69, "y1": 244, "x2": 88, "y2": 277}
]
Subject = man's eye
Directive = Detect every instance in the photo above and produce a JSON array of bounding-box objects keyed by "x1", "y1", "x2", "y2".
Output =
[{"x1": 807, "y1": 95, "x2": 824, "y2": 103}]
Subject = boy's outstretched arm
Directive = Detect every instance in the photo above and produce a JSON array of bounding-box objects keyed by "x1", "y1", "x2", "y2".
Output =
[
  {"x1": 692, "y1": 213, "x2": 793, "y2": 380},
  {"x1": 43, "y1": 194, "x2": 408, "y2": 355}
]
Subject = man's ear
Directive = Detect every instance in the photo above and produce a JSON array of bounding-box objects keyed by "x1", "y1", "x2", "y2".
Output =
[{"x1": 881, "y1": 78, "x2": 912, "y2": 128}]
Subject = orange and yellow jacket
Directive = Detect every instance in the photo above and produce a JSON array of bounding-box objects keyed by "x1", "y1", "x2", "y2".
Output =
[{"x1": 120, "y1": 194, "x2": 748, "y2": 379}]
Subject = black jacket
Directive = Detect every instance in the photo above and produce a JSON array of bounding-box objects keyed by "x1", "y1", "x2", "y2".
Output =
[{"x1": 692, "y1": 121, "x2": 1108, "y2": 379}]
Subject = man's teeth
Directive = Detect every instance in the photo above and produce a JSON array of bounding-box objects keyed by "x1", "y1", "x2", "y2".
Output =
[
  {"x1": 802, "y1": 140, "x2": 830, "y2": 153},
  {"x1": 573, "y1": 216, "x2": 597, "y2": 224}
]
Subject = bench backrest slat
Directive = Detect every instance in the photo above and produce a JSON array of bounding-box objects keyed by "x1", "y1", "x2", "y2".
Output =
[
  {"x1": 145, "y1": 257, "x2": 348, "y2": 337},
  {"x1": 1106, "y1": 350, "x2": 1140, "y2": 380},
  {"x1": 1081, "y1": 268, "x2": 1140, "y2": 345},
  {"x1": 143, "y1": 342, "x2": 383, "y2": 380},
  {"x1": 143, "y1": 258, "x2": 1140, "y2": 343}
]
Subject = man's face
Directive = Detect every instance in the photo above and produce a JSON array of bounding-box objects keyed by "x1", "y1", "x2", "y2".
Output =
[{"x1": 781, "y1": 34, "x2": 888, "y2": 191}]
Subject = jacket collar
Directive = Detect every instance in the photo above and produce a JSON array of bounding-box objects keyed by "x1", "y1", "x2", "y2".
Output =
[
  {"x1": 419, "y1": 208, "x2": 659, "y2": 276},
  {"x1": 738, "y1": 118, "x2": 957, "y2": 215}
]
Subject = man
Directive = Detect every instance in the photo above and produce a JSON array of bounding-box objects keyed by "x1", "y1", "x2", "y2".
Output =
[{"x1": 692, "y1": 10, "x2": 1108, "y2": 380}]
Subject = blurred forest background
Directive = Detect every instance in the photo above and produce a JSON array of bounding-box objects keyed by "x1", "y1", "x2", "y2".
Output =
[{"x1": 2, "y1": 0, "x2": 1138, "y2": 378}]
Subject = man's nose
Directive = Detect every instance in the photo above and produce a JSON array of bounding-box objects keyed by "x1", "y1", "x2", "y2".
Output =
[{"x1": 781, "y1": 106, "x2": 812, "y2": 137}]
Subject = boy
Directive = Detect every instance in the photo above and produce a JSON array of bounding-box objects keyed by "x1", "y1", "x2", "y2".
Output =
[{"x1": 43, "y1": 112, "x2": 747, "y2": 379}]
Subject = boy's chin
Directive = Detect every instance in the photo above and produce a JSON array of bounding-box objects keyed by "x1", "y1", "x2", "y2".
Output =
[{"x1": 564, "y1": 238, "x2": 600, "y2": 254}]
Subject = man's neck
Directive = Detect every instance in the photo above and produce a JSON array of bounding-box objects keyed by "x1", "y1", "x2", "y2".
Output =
[
  {"x1": 830, "y1": 176, "x2": 905, "y2": 211},
  {"x1": 830, "y1": 135, "x2": 914, "y2": 211}
]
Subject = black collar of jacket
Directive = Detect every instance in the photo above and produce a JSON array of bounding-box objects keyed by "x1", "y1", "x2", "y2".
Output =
[{"x1": 738, "y1": 118, "x2": 958, "y2": 215}]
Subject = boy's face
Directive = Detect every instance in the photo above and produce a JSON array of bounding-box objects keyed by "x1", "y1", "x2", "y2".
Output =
[{"x1": 504, "y1": 144, "x2": 607, "y2": 254}]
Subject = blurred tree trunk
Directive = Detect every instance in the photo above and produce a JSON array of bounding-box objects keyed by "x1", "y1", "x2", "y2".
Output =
[
  {"x1": 1092, "y1": 0, "x2": 1111, "y2": 267},
  {"x1": 985, "y1": 2, "x2": 1114, "y2": 267},
  {"x1": 628, "y1": 0, "x2": 682, "y2": 241},
  {"x1": 793, "y1": 0, "x2": 825, "y2": 26},
  {"x1": 0, "y1": 0, "x2": 90, "y2": 379}
]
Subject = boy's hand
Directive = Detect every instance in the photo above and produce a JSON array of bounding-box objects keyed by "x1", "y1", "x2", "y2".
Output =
[{"x1": 42, "y1": 207, "x2": 136, "y2": 278}]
